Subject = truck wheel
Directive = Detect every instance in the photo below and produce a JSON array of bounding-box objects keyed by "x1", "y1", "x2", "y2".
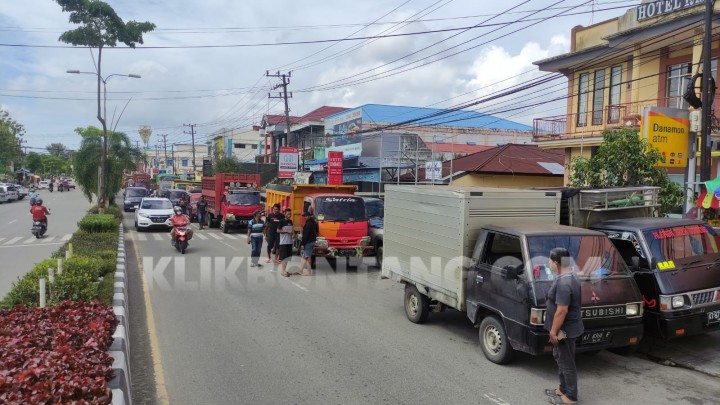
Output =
[
  {"x1": 404, "y1": 284, "x2": 430, "y2": 324},
  {"x1": 375, "y1": 243, "x2": 383, "y2": 268},
  {"x1": 479, "y1": 316, "x2": 514, "y2": 364},
  {"x1": 221, "y1": 221, "x2": 229, "y2": 233}
]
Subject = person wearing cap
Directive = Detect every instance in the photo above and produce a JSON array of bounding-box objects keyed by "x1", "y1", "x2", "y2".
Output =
[{"x1": 297, "y1": 210, "x2": 318, "y2": 276}]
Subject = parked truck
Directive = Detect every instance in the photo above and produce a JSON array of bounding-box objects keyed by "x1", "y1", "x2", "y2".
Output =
[
  {"x1": 381, "y1": 185, "x2": 644, "y2": 364},
  {"x1": 265, "y1": 184, "x2": 374, "y2": 262},
  {"x1": 202, "y1": 173, "x2": 263, "y2": 233}
]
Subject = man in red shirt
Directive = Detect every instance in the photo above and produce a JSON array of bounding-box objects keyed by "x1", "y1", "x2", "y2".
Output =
[{"x1": 30, "y1": 198, "x2": 51, "y2": 230}]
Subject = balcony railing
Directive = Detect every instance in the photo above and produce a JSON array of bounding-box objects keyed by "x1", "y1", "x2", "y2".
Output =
[{"x1": 533, "y1": 97, "x2": 689, "y2": 141}]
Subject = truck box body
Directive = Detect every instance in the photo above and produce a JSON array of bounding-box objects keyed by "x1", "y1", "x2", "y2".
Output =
[
  {"x1": 381, "y1": 185, "x2": 560, "y2": 309},
  {"x1": 202, "y1": 173, "x2": 262, "y2": 231}
]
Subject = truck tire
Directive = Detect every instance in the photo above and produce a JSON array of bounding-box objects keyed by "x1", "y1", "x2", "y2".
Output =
[
  {"x1": 479, "y1": 316, "x2": 514, "y2": 364},
  {"x1": 221, "y1": 220, "x2": 229, "y2": 233},
  {"x1": 375, "y1": 242, "x2": 383, "y2": 268},
  {"x1": 404, "y1": 284, "x2": 430, "y2": 324}
]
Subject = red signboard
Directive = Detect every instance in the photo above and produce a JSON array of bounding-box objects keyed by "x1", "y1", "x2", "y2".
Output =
[{"x1": 328, "y1": 151, "x2": 343, "y2": 185}]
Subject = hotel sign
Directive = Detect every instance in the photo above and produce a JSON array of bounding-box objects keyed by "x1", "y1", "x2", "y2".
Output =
[{"x1": 636, "y1": 0, "x2": 708, "y2": 21}]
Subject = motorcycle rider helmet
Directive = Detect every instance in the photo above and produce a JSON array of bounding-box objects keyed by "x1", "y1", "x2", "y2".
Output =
[
  {"x1": 174, "y1": 206, "x2": 183, "y2": 214},
  {"x1": 36, "y1": 198, "x2": 43, "y2": 205}
]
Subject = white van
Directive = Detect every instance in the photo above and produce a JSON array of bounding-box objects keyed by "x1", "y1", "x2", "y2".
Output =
[{"x1": 38, "y1": 181, "x2": 49, "y2": 189}]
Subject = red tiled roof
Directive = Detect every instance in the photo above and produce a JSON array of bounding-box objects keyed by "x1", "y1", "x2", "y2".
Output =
[
  {"x1": 448, "y1": 144, "x2": 564, "y2": 175},
  {"x1": 263, "y1": 114, "x2": 302, "y2": 126},
  {"x1": 425, "y1": 142, "x2": 494, "y2": 154},
  {"x1": 300, "y1": 106, "x2": 348, "y2": 122}
]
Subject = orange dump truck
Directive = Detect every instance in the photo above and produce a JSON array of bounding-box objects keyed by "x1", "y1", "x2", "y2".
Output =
[{"x1": 265, "y1": 184, "x2": 374, "y2": 258}]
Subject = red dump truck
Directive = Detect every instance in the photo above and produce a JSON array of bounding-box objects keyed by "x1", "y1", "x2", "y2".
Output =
[
  {"x1": 202, "y1": 173, "x2": 263, "y2": 233},
  {"x1": 131, "y1": 172, "x2": 151, "y2": 190}
]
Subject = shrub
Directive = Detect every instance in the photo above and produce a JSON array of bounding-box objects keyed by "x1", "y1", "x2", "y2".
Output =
[
  {"x1": 88, "y1": 205, "x2": 123, "y2": 220},
  {"x1": 52, "y1": 231, "x2": 118, "y2": 260},
  {"x1": 78, "y1": 214, "x2": 120, "y2": 233}
]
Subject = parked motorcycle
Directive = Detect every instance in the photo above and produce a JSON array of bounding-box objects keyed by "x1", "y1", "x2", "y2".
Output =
[
  {"x1": 174, "y1": 224, "x2": 189, "y2": 254},
  {"x1": 31, "y1": 220, "x2": 46, "y2": 238}
]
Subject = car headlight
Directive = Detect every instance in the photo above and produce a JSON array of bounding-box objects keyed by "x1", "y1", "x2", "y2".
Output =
[
  {"x1": 672, "y1": 295, "x2": 685, "y2": 309},
  {"x1": 626, "y1": 303, "x2": 640, "y2": 317},
  {"x1": 138, "y1": 212, "x2": 149, "y2": 218},
  {"x1": 530, "y1": 308, "x2": 546, "y2": 325},
  {"x1": 660, "y1": 295, "x2": 687, "y2": 310},
  {"x1": 359, "y1": 236, "x2": 371, "y2": 246},
  {"x1": 315, "y1": 237, "x2": 328, "y2": 248}
]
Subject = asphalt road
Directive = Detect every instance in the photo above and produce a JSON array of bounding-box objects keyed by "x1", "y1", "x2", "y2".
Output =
[
  {"x1": 0, "y1": 188, "x2": 90, "y2": 298},
  {"x1": 125, "y1": 212, "x2": 720, "y2": 405}
]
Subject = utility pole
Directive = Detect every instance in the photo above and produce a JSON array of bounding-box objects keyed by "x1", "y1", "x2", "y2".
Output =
[
  {"x1": 700, "y1": 0, "x2": 715, "y2": 181},
  {"x1": 161, "y1": 134, "x2": 168, "y2": 171},
  {"x1": 267, "y1": 71, "x2": 293, "y2": 162},
  {"x1": 171, "y1": 144, "x2": 176, "y2": 174},
  {"x1": 184, "y1": 123, "x2": 197, "y2": 174}
]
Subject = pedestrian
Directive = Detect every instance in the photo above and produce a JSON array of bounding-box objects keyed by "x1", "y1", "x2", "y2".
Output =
[
  {"x1": 179, "y1": 193, "x2": 189, "y2": 215},
  {"x1": 196, "y1": 195, "x2": 208, "y2": 230},
  {"x1": 544, "y1": 247, "x2": 583, "y2": 405},
  {"x1": 278, "y1": 209, "x2": 294, "y2": 277},
  {"x1": 264, "y1": 203, "x2": 285, "y2": 264},
  {"x1": 297, "y1": 210, "x2": 318, "y2": 276},
  {"x1": 247, "y1": 210, "x2": 265, "y2": 267}
]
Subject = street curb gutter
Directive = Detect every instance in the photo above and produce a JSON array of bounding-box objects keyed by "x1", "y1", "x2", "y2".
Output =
[{"x1": 108, "y1": 226, "x2": 131, "y2": 405}]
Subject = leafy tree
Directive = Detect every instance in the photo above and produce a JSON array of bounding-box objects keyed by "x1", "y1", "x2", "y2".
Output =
[
  {"x1": 73, "y1": 126, "x2": 139, "y2": 203},
  {"x1": 25, "y1": 152, "x2": 44, "y2": 174},
  {"x1": 569, "y1": 128, "x2": 685, "y2": 215},
  {"x1": 0, "y1": 110, "x2": 24, "y2": 176},
  {"x1": 55, "y1": 0, "x2": 155, "y2": 206},
  {"x1": 46, "y1": 142, "x2": 68, "y2": 158}
]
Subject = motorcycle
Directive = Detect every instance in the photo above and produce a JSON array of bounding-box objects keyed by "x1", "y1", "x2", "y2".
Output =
[
  {"x1": 31, "y1": 220, "x2": 46, "y2": 238},
  {"x1": 58, "y1": 183, "x2": 64, "y2": 192},
  {"x1": 48, "y1": 183, "x2": 54, "y2": 192},
  {"x1": 174, "y1": 224, "x2": 189, "y2": 254}
]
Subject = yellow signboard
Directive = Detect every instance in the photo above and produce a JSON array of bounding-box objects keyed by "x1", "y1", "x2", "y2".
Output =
[{"x1": 641, "y1": 107, "x2": 690, "y2": 168}]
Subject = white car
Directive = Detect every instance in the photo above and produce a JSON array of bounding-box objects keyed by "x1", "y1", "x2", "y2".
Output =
[
  {"x1": 0, "y1": 185, "x2": 18, "y2": 201},
  {"x1": 135, "y1": 197, "x2": 174, "y2": 231},
  {"x1": 14, "y1": 184, "x2": 28, "y2": 200},
  {"x1": 38, "y1": 181, "x2": 49, "y2": 189},
  {"x1": 0, "y1": 188, "x2": 7, "y2": 203}
]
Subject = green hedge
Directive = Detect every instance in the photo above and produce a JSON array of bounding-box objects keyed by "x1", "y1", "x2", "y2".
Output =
[
  {"x1": 0, "y1": 256, "x2": 109, "y2": 308},
  {"x1": 88, "y1": 205, "x2": 124, "y2": 220},
  {"x1": 78, "y1": 214, "x2": 120, "y2": 233},
  {"x1": 52, "y1": 231, "x2": 118, "y2": 260}
]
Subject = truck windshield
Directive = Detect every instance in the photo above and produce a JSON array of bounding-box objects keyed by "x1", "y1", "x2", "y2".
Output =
[
  {"x1": 126, "y1": 188, "x2": 147, "y2": 197},
  {"x1": 228, "y1": 193, "x2": 260, "y2": 205},
  {"x1": 315, "y1": 196, "x2": 367, "y2": 221},
  {"x1": 365, "y1": 200, "x2": 384, "y2": 218},
  {"x1": 527, "y1": 235, "x2": 631, "y2": 280},
  {"x1": 642, "y1": 224, "x2": 720, "y2": 262}
]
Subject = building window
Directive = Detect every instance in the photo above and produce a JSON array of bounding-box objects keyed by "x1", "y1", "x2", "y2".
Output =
[
  {"x1": 234, "y1": 143, "x2": 246, "y2": 149},
  {"x1": 577, "y1": 73, "x2": 590, "y2": 127},
  {"x1": 667, "y1": 63, "x2": 692, "y2": 109},
  {"x1": 608, "y1": 66, "x2": 622, "y2": 124},
  {"x1": 181, "y1": 159, "x2": 188, "y2": 167},
  {"x1": 592, "y1": 69, "x2": 605, "y2": 125}
]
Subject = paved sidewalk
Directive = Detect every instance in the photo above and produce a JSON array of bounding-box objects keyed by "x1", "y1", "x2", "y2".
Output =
[{"x1": 636, "y1": 332, "x2": 720, "y2": 377}]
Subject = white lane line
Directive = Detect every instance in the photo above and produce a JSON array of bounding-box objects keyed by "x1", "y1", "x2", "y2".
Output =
[
  {"x1": 0, "y1": 242, "x2": 64, "y2": 248},
  {"x1": 194, "y1": 233, "x2": 208, "y2": 240},
  {"x1": 222, "y1": 234, "x2": 238, "y2": 239},
  {"x1": 153, "y1": 233, "x2": 163, "y2": 241},
  {"x1": 61, "y1": 234, "x2": 72, "y2": 241},
  {"x1": 288, "y1": 279, "x2": 309, "y2": 292},
  {"x1": 137, "y1": 233, "x2": 148, "y2": 241},
  {"x1": 8, "y1": 219, "x2": 16, "y2": 224},
  {"x1": 44, "y1": 235, "x2": 56, "y2": 243},
  {"x1": 22, "y1": 237, "x2": 38, "y2": 244},
  {"x1": 4, "y1": 237, "x2": 23, "y2": 245},
  {"x1": 208, "y1": 233, "x2": 223, "y2": 240}
]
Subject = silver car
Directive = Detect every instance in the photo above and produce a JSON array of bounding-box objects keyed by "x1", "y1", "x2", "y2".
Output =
[
  {"x1": 14, "y1": 184, "x2": 28, "y2": 200},
  {"x1": 0, "y1": 185, "x2": 17, "y2": 202},
  {"x1": 0, "y1": 188, "x2": 7, "y2": 203}
]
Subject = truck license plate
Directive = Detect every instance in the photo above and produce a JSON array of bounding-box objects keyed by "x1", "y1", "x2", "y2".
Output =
[
  {"x1": 707, "y1": 310, "x2": 720, "y2": 324},
  {"x1": 579, "y1": 330, "x2": 612, "y2": 345}
]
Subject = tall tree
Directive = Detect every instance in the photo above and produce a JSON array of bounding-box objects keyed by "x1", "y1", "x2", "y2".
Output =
[
  {"x1": 55, "y1": 0, "x2": 155, "y2": 207},
  {"x1": 46, "y1": 142, "x2": 68, "y2": 158},
  {"x1": 25, "y1": 152, "x2": 44, "y2": 174},
  {"x1": 569, "y1": 128, "x2": 685, "y2": 215},
  {"x1": 0, "y1": 110, "x2": 24, "y2": 176}
]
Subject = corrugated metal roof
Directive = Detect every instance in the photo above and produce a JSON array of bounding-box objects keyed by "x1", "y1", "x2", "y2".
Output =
[
  {"x1": 449, "y1": 144, "x2": 564, "y2": 175},
  {"x1": 325, "y1": 104, "x2": 532, "y2": 131}
]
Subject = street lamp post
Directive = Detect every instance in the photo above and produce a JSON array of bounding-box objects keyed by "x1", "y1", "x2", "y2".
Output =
[{"x1": 67, "y1": 70, "x2": 140, "y2": 207}]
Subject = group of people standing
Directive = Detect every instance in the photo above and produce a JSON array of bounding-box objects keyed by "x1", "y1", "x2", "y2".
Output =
[{"x1": 246, "y1": 203, "x2": 318, "y2": 277}]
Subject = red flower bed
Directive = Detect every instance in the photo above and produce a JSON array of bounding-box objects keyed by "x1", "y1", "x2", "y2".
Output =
[{"x1": 0, "y1": 300, "x2": 119, "y2": 404}]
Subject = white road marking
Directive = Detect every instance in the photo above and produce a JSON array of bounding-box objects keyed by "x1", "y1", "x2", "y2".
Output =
[
  {"x1": 22, "y1": 237, "x2": 38, "y2": 244},
  {"x1": 4, "y1": 237, "x2": 22, "y2": 245},
  {"x1": 194, "y1": 233, "x2": 208, "y2": 240},
  {"x1": 483, "y1": 393, "x2": 511, "y2": 405},
  {"x1": 153, "y1": 233, "x2": 163, "y2": 241},
  {"x1": 0, "y1": 242, "x2": 64, "y2": 248},
  {"x1": 0, "y1": 238, "x2": 4, "y2": 244},
  {"x1": 288, "y1": 279, "x2": 309, "y2": 292},
  {"x1": 208, "y1": 233, "x2": 223, "y2": 240},
  {"x1": 61, "y1": 234, "x2": 72, "y2": 241},
  {"x1": 8, "y1": 219, "x2": 16, "y2": 224},
  {"x1": 44, "y1": 235, "x2": 56, "y2": 243},
  {"x1": 137, "y1": 233, "x2": 148, "y2": 241},
  {"x1": 222, "y1": 234, "x2": 237, "y2": 239}
]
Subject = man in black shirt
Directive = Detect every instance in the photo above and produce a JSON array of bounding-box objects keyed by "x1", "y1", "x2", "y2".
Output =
[
  {"x1": 196, "y1": 195, "x2": 208, "y2": 230},
  {"x1": 263, "y1": 203, "x2": 285, "y2": 264},
  {"x1": 297, "y1": 211, "x2": 318, "y2": 276}
]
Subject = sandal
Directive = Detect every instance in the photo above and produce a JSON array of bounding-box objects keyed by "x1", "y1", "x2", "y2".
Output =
[
  {"x1": 281, "y1": 272, "x2": 290, "y2": 277},
  {"x1": 548, "y1": 395, "x2": 576, "y2": 404},
  {"x1": 545, "y1": 389, "x2": 562, "y2": 397}
]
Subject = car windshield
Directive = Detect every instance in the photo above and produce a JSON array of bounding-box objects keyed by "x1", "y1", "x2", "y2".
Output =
[
  {"x1": 365, "y1": 200, "x2": 384, "y2": 218},
  {"x1": 315, "y1": 196, "x2": 367, "y2": 221},
  {"x1": 642, "y1": 224, "x2": 720, "y2": 262},
  {"x1": 141, "y1": 200, "x2": 173, "y2": 210},
  {"x1": 527, "y1": 235, "x2": 631, "y2": 280},
  {"x1": 126, "y1": 189, "x2": 147, "y2": 197},
  {"x1": 227, "y1": 192, "x2": 260, "y2": 205},
  {"x1": 168, "y1": 191, "x2": 186, "y2": 200}
]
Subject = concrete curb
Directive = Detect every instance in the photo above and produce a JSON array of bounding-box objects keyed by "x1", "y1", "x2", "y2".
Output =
[{"x1": 109, "y1": 226, "x2": 131, "y2": 405}]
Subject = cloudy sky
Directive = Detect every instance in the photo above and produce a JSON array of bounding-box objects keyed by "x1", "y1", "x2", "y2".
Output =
[{"x1": 0, "y1": 0, "x2": 642, "y2": 152}]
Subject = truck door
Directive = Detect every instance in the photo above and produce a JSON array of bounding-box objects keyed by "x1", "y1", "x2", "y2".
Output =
[
  {"x1": 601, "y1": 231, "x2": 659, "y2": 312},
  {"x1": 470, "y1": 231, "x2": 530, "y2": 333}
]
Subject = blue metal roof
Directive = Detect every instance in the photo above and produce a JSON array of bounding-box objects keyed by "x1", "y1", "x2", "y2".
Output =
[
  {"x1": 304, "y1": 155, "x2": 358, "y2": 165},
  {"x1": 324, "y1": 104, "x2": 531, "y2": 131}
]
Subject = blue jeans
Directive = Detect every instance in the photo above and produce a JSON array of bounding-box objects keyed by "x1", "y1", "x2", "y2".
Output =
[
  {"x1": 197, "y1": 211, "x2": 206, "y2": 226},
  {"x1": 250, "y1": 235, "x2": 263, "y2": 264}
]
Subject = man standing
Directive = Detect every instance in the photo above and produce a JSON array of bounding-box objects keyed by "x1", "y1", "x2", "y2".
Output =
[
  {"x1": 264, "y1": 203, "x2": 284, "y2": 264},
  {"x1": 297, "y1": 211, "x2": 318, "y2": 276},
  {"x1": 278, "y1": 209, "x2": 294, "y2": 277},
  {"x1": 196, "y1": 195, "x2": 208, "y2": 230},
  {"x1": 544, "y1": 247, "x2": 583, "y2": 405}
]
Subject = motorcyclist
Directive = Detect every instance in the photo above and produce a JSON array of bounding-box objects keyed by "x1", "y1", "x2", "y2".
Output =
[
  {"x1": 169, "y1": 205, "x2": 193, "y2": 246},
  {"x1": 29, "y1": 189, "x2": 39, "y2": 205},
  {"x1": 30, "y1": 197, "x2": 50, "y2": 231},
  {"x1": 48, "y1": 182, "x2": 54, "y2": 192}
]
